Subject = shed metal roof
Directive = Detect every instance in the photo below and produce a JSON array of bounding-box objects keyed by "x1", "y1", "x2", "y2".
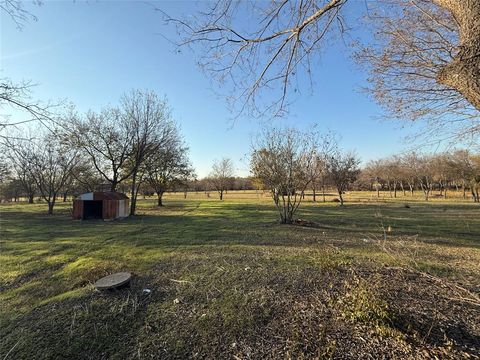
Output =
[{"x1": 77, "y1": 192, "x2": 129, "y2": 201}]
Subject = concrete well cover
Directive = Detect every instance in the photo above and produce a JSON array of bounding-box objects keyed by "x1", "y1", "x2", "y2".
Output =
[{"x1": 95, "y1": 272, "x2": 132, "y2": 290}]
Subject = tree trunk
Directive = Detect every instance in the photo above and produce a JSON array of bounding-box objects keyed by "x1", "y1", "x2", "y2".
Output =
[
  {"x1": 338, "y1": 189, "x2": 344, "y2": 205},
  {"x1": 157, "y1": 192, "x2": 164, "y2": 206},
  {"x1": 472, "y1": 186, "x2": 480, "y2": 202},
  {"x1": 129, "y1": 176, "x2": 138, "y2": 216},
  {"x1": 47, "y1": 201, "x2": 55, "y2": 214},
  {"x1": 63, "y1": 191, "x2": 68, "y2": 202},
  {"x1": 28, "y1": 194, "x2": 34, "y2": 204},
  {"x1": 312, "y1": 187, "x2": 316, "y2": 202},
  {"x1": 322, "y1": 184, "x2": 326, "y2": 202},
  {"x1": 422, "y1": 185, "x2": 430, "y2": 201},
  {"x1": 130, "y1": 198, "x2": 137, "y2": 216},
  {"x1": 219, "y1": 190, "x2": 223, "y2": 200},
  {"x1": 110, "y1": 176, "x2": 118, "y2": 192},
  {"x1": 434, "y1": 0, "x2": 480, "y2": 112}
]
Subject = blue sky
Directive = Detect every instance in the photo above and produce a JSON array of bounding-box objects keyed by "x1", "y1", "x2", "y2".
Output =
[{"x1": 1, "y1": 1, "x2": 422, "y2": 177}]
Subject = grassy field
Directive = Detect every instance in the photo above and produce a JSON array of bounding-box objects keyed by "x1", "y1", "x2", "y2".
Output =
[{"x1": 1, "y1": 191, "x2": 479, "y2": 359}]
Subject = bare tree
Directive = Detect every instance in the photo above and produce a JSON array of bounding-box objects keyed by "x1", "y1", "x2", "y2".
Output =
[
  {"x1": 69, "y1": 158, "x2": 103, "y2": 195},
  {"x1": 121, "y1": 90, "x2": 175, "y2": 215},
  {"x1": 408, "y1": 153, "x2": 435, "y2": 201},
  {"x1": 144, "y1": 125, "x2": 193, "y2": 207},
  {"x1": 67, "y1": 108, "x2": 134, "y2": 192},
  {"x1": 362, "y1": 159, "x2": 385, "y2": 198},
  {"x1": 326, "y1": 150, "x2": 360, "y2": 205},
  {"x1": 450, "y1": 149, "x2": 475, "y2": 198},
  {"x1": 401, "y1": 153, "x2": 420, "y2": 196},
  {"x1": 0, "y1": 154, "x2": 10, "y2": 184},
  {"x1": 357, "y1": 0, "x2": 479, "y2": 143},
  {"x1": 431, "y1": 153, "x2": 456, "y2": 199},
  {"x1": 250, "y1": 127, "x2": 318, "y2": 223},
  {"x1": 66, "y1": 90, "x2": 176, "y2": 216},
  {"x1": 0, "y1": 0, "x2": 39, "y2": 30},
  {"x1": 0, "y1": 179, "x2": 23, "y2": 202},
  {"x1": 163, "y1": 0, "x2": 347, "y2": 118},
  {"x1": 470, "y1": 154, "x2": 480, "y2": 202},
  {"x1": 0, "y1": 80, "x2": 56, "y2": 138},
  {"x1": 381, "y1": 156, "x2": 405, "y2": 198},
  {"x1": 1, "y1": 3, "x2": 55, "y2": 137},
  {"x1": 210, "y1": 158, "x2": 235, "y2": 200},
  {"x1": 164, "y1": 0, "x2": 479, "y2": 139},
  {"x1": 10, "y1": 132, "x2": 79, "y2": 214},
  {"x1": 11, "y1": 153, "x2": 37, "y2": 203},
  {"x1": 306, "y1": 131, "x2": 337, "y2": 202}
]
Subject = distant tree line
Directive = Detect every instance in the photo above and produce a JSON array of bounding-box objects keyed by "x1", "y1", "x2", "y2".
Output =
[{"x1": 359, "y1": 151, "x2": 480, "y2": 202}]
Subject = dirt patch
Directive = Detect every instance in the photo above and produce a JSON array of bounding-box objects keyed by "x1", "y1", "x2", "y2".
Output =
[{"x1": 292, "y1": 218, "x2": 326, "y2": 228}]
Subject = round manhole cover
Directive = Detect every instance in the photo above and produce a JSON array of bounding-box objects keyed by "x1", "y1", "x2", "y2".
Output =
[{"x1": 95, "y1": 272, "x2": 132, "y2": 290}]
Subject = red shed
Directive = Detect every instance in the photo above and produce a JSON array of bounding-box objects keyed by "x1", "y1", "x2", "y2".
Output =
[{"x1": 73, "y1": 192, "x2": 129, "y2": 220}]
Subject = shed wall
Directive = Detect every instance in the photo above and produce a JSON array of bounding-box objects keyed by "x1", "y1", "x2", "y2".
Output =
[
  {"x1": 72, "y1": 200, "x2": 83, "y2": 220},
  {"x1": 102, "y1": 200, "x2": 118, "y2": 219},
  {"x1": 117, "y1": 199, "x2": 129, "y2": 218},
  {"x1": 73, "y1": 192, "x2": 129, "y2": 220}
]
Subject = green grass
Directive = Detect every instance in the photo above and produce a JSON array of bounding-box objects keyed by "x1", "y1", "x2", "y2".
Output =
[{"x1": 1, "y1": 191, "x2": 479, "y2": 359}]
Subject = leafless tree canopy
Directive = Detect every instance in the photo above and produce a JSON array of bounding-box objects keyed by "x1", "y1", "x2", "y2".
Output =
[
  {"x1": 67, "y1": 108, "x2": 134, "y2": 192},
  {"x1": 163, "y1": 0, "x2": 347, "y2": 117},
  {"x1": 361, "y1": 149, "x2": 480, "y2": 201},
  {"x1": 144, "y1": 129, "x2": 193, "y2": 207},
  {"x1": 325, "y1": 149, "x2": 360, "y2": 205},
  {"x1": 250, "y1": 127, "x2": 319, "y2": 223},
  {"x1": 6, "y1": 130, "x2": 79, "y2": 214},
  {"x1": 356, "y1": 0, "x2": 479, "y2": 143},
  {"x1": 0, "y1": 80, "x2": 55, "y2": 139},
  {"x1": 210, "y1": 157, "x2": 235, "y2": 200},
  {"x1": 164, "y1": 0, "x2": 480, "y2": 140},
  {"x1": 0, "y1": 0, "x2": 39, "y2": 30},
  {"x1": 0, "y1": 2, "x2": 55, "y2": 138},
  {"x1": 63, "y1": 90, "x2": 179, "y2": 215}
]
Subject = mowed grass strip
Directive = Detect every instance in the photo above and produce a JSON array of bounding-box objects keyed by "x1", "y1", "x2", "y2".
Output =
[{"x1": 0, "y1": 191, "x2": 479, "y2": 359}]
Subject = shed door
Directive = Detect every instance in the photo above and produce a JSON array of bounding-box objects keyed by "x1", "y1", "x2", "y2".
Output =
[{"x1": 83, "y1": 200, "x2": 103, "y2": 220}]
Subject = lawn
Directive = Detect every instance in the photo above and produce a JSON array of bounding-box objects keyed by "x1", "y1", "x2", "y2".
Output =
[{"x1": 1, "y1": 191, "x2": 479, "y2": 359}]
